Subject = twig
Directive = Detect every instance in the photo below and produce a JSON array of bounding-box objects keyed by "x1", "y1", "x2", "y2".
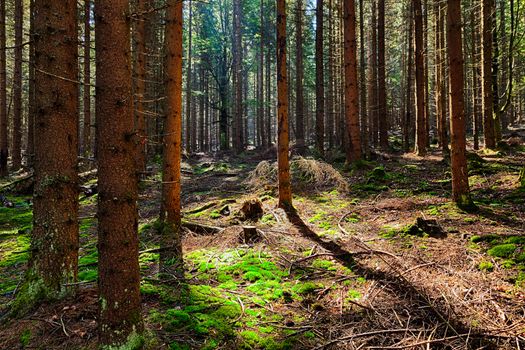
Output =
[
  {"x1": 367, "y1": 333, "x2": 470, "y2": 349},
  {"x1": 313, "y1": 328, "x2": 424, "y2": 350}
]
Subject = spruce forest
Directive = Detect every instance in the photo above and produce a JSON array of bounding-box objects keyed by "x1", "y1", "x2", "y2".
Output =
[{"x1": 0, "y1": 0, "x2": 524, "y2": 348}]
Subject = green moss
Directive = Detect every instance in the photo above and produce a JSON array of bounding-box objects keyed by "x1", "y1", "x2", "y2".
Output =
[
  {"x1": 504, "y1": 236, "x2": 525, "y2": 245},
  {"x1": 19, "y1": 329, "x2": 31, "y2": 347},
  {"x1": 291, "y1": 282, "x2": 319, "y2": 295},
  {"x1": 487, "y1": 244, "x2": 517, "y2": 258},
  {"x1": 478, "y1": 261, "x2": 494, "y2": 271},
  {"x1": 471, "y1": 234, "x2": 500, "y2": 243},
  {"x1": 209, "y1": 210, "x2": 221, "y2": 219},
  {"x1": 100, "y1": 330, "x2": 144, "y2": 350},
  {"x1": 0, "y1": 235, "x2": 30, "y2": 267},
  {"x1": 260, "y1": 214, "x2": 276, "y2": 224},
  {"x1": 311, "y1": 259, "x2": 337, "y2": 271}
]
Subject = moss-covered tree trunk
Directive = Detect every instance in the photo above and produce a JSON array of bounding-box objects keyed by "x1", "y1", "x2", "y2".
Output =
[
  {"x1": 277, "y1": 0, "x2": 292, "y2": 209},
  {"x1": 13, "y1": 0, "x2": 79, "y2": 315},
  {"x1": 95, "y1": 0, "x2": 144, "y2": 347},
  {"x1": 161, "y1": 0, "x2": 184, "y2": 280},
  {"x1": 447, "y1": 0, "x2": 472, "y2": 208}
]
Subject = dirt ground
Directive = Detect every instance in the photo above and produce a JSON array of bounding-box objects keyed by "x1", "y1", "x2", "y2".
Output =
[{"x1": 0, "y1": 131, "x2": 524, "y2": 349}]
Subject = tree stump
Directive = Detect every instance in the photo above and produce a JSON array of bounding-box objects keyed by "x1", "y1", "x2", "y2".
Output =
[
  {"x1": 239, "y1": 226, "x2": 261, "y2": 244},
  {"x1": 239, "y1": 199, "x2": 264, "y2": 221}
]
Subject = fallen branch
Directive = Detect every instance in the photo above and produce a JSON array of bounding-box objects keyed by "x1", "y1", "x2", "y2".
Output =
[{"x1": 182, "y1": 220, "x2": 223, "y2": 235}]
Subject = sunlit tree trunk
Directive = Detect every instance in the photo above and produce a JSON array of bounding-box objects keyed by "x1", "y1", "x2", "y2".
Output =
[
  {"x1": 277, "y1": 0, "x2": 292, "y2": 209},
  {"x1": 161, "y1": 0, "x2": 184, "y2": 280},
  {"x1": 95, "y1": 0, "x2": 143, "y2": 346},
  {"x1": 447, "y1": 0, "x2": 472, "y2": 208},
  {"x1": 13, "y1": 0, "x2": 79, "y2": 315}
]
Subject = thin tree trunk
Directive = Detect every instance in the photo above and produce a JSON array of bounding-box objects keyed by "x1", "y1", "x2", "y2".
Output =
[
  {"x1": 295, "y1": 0, "x2": 305, "y2": 153},
  {"x1": 12, "y1": 0, "x2": 23, "y2": 170},
  {"x1": 377, "y1": 0, "x2": 388, "y2": 150},
  {"x1": 447, "y1": 0, "x2": 472, "y2": 208},
  {"x1": 403, "y1": 2, "x2": 413, "y2": 152},
  {"x1": 326, "y1": 0, "x2": 334, "y2": 150},
  {"x1": 95, "y1": 0, "x2": 143, "y2": 345},
  {"x1": 414, "y1": 0, "x2": 427, "y2": 156},
  {"x1": 185, "y1": 0, "x2": 193, "y2": 153},
  {"x1": 344, "y1": 0, "x2": 361, "y2": 162},
  {"x1": 0, "y1": 0, "x2": 6, "y2": 176},
  {"x1": 471, "y1": 0, "x2": 481, "y2": 150},
  {"x1": 83, "y1": 0, "x2": 92, "y2": 157},
  {"x1": 134, "y1": 0, "x2": 147, "y2": 171},
  {"x1": 315, "y1": 0, "x2": 325, "y2": 156},
  {"x1": 359, "y1": 0, "x2": 368, "y2": 157},
  {"x1": 277, "y1": 0, "x2": 292, "y2": 209},
  {"x1": 27, "y1": 0, "x2": 35, "y2": 167},
  {"x1": 481, "y1": 0, "x2": 495, "y2": 148},
  {"x1": 233, "y1": 0, "x2": 243, "y2": 152},
  {"x1": 13, "y1": 0, "x2": 79, "y2": 315},
  {"x1": 368, "y1": 0, "x2": 378, "y2": 148},
  {"x1": 161, "y1": 0, "x2": 184, "y2": 280}
]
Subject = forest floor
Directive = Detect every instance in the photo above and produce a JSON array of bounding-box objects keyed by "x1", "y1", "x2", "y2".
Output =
[{"x1": 0, "y1": 130, "x2": 524, "y2": 350}]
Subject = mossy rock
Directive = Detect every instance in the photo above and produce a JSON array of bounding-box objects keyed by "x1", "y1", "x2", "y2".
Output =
[{"x1": 471, "y1": 234, "x2": 500, "y2": 244}]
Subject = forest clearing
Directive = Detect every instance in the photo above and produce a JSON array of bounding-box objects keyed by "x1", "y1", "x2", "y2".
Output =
[{"x1": 0, "y1": 0, "x2": 524, "y2": 349}]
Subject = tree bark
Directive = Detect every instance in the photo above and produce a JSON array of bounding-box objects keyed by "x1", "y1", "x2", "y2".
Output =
[
  {"x1": 27, "y1": 0, "x2": 35, "y2": 167},
  {"x1": 315, "y1": 0, "x2": 325, "y2": 156},
  {"x1": 436, "y1": 0, "x2": 449, "y2": 157},
  {"x1": 12, "y1": 0, "x2": 23, "y2": 170},
  {"x1": 83, "y1": 0, "x2": 92, "y2": 157},
  {"x1": 447, "y1": 0, "x2": 472, "y2": 208},
  {"x1": 161, "y1": 0, "x2": 184, "y2": 280},
  {"x1": 95, "y1": 0, "x2": 143, "y2": 346},
  {"x1": 358, "y1": 0, "x2": 368, "y2": 157},
  {"x1": 368, "y1": 0, "x2": 378, "y2": 148},
  {"x1": 185, "y1": 0, "x2": 193, "y2": 153},
  {"x1": 377, "y1": 0, "x2": 388, "y2": 150},
  {"x1": 414, "y1": 0, "x2": 427, "y2": 156},
  {"x1": 13, "y1": 0, "x2": 79, "y2": 315},
  {"x1": 343, "y1": 0, "x2": 361, "y2": 163},
  {"x1": 0, "y1": 1, "x2": 8, "y2": 176},
  {"x1": 295, "y1": 0, "x2": 305, "y2": 153},
  {"x1": 277, "y1": 0, "x2": 292, "y2": 209},
  {"x1": 481, "y1": 0, "x2": 495, "y2": 148},
  {"x1": 233, "y1": 0, "x2": 243, "y2": 152},
  {"x1": 134, "y1": 0, "x2": 147, "y2": 171}
]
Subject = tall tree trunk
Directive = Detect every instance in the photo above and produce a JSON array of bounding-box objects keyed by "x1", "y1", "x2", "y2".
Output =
[
  {"x1": 414, "y1": 0, "x2": 426, "y2": 156},
  {"x1": 471, "y1": 0, "x2": 481, "y2": 150},
  {"x1": 27, "y1": 0, "x2": 35, "y2": 167},
  {"x1": 377, "y1": 0, "x2": 388, "y2": 150},
  {"x1": 359, "y1": 0, "x2": 368, "y2": 157},
  {"x1": 13, "y1": 0, "x2": 79, "y2": 315},
  {"x1": 403, "y1": 2, "x2": 413, "y2": 152},
  {"x1": 258, "y1": 0, "x2": 266, "y2": 148},
  {"x1": 0, "y1": 0, "x2": 6, "y2": 177},
  {"x1": 326, "y1": 0, "x2": 334, "y2": 150},
  {"x1": 436, "y1": 0, "x2": 449, "y2": 157},
  {"x1": 12, "y1": 0, "x2": 23, "y2": 170},
  {"x1": 83, "y1": 0, "x2": 92, "y2": 157},
  {"x1": 344, "y1": 0, "x2": 361, "y2": 162},
  {"x1": 368, "y1": 0, "x2": 378, "y2": 148},
  {"x1": 277, "y1": 0, "x2": 292, "y2": 209},
  {"x1": 295, "y1": 0, "x2": 305, "y2": 153},
  {"x1": 491, "y1": 4, "x2": 501, "y2": 142},
  {"x1": 161, "y1": 0, "x2": 184, "y2": 280},
  {"x1": 134, "y1": 0, "x2": 147, "y2": 171},
  {"x1": 315, "y1": 0, "x2": 325, "y2": 156},
  {"x1": 481, "y1": 0, "x2": 495, "y2": 148},
  {"x1": 185, "y1": 0, "x2": 193, "y2": 153},
  {"x1": 95, "y1": 0, "x2": 143, "y2": 346},
  {"x1": 447, "y1": 0, "x2": 472, "y2": 208},
  {"x1": 233, "y1": 0, "x2": 243, "y2": 152},
  {"x1": 266, "y1": 30, "x2": 272, "y2": 147}
]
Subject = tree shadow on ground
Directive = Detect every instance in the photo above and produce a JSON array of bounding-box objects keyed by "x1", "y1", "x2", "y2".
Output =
[{"x1": 284, "y1": 207, "x2": 520, "y2": 349}]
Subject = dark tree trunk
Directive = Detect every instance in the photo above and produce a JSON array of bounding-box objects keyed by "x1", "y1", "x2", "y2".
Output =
[
  {"x1": 13, "y1": 0, "x2": 79, "y2": 315},
  {"x1": 27, "y1": 0, "x2": 35, "y2": 167},
  {"x1": 83, "y1": 0, "x2": 92, "y2": 157},
  {"x1": 343, "y1": 0, "x2": 361, "y2": 162},
  {"x1": 315, "y1": 0, "x2": 325, "y2": 156},
  {"x1": 481, "y1": 0, "x2": 495, "y2": 148},
  {"x1": 12, "y1": 0, "x2": 23, "y2": 170},
  {"x1": 95, "y1": 0, "x2": 143, "y2": 346},
  {"x1": 134, "y1": 0, "x2": 147, "y2": 171},
  {"x1": 295, "y1": 0, "x2": 305, "y2": 152},
  {"x1": 377, "y1": 0, "x2": 388, "y2": 150},
  {"x1": 414, "y1": 0, "x2": 427, "y2": 156}
]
